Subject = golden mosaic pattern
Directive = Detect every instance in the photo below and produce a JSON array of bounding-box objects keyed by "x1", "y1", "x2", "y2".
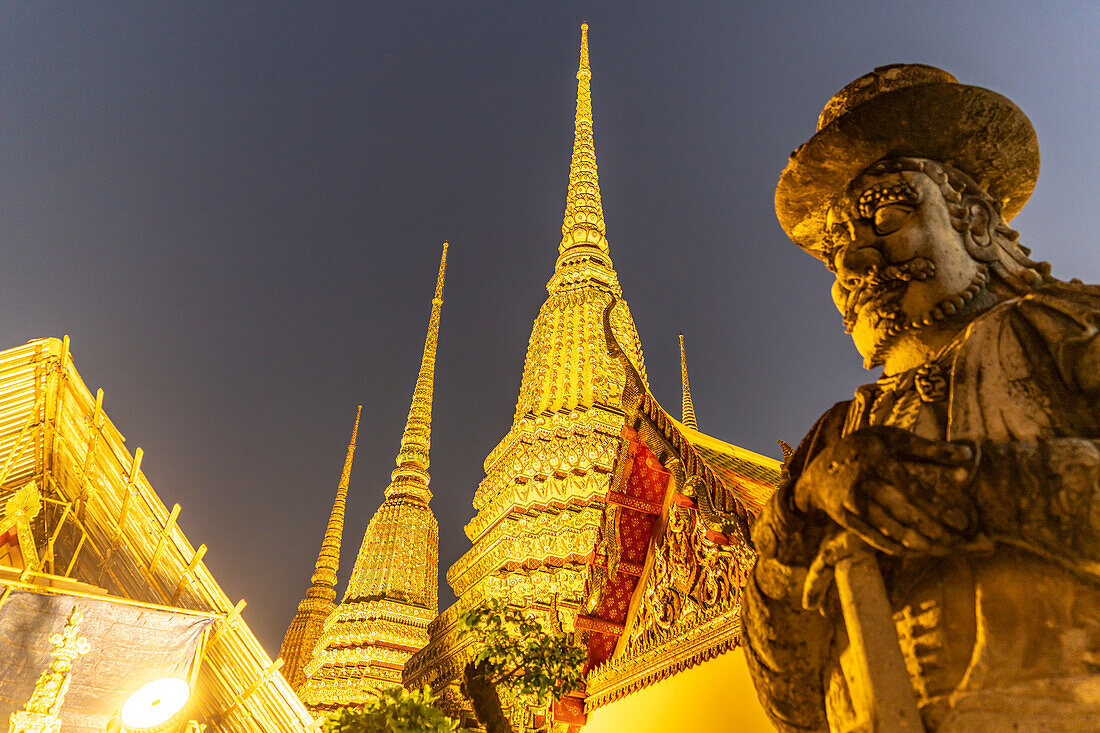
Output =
[{"x1": 345, "y1": 499, "x2": 439, "y2": 608}]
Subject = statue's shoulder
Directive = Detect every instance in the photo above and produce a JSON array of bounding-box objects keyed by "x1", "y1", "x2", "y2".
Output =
[
  {"x1": 962, "y1": 282, "x2": 1100, "y2": 343},
  {"x1": 1010, "y1": 281, "x2": 1100, "y2": 337},
  {"x1": 1024, "y1": 280, "x2": 1100, "y2": 308},
  {"x1": 785, "y1": 400, "x2": 853, "y2": 478},
  {"x1": 953, "y1": 282, "x2": 1100, "y2": 397}
]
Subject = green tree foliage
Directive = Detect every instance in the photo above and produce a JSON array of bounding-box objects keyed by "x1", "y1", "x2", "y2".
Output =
[
  {"x1": 457, "y1": 599, "x2": 586, "y2": 732},
  {"x1": 322, "y1": 684, "x2": 462, "y2": 733}
]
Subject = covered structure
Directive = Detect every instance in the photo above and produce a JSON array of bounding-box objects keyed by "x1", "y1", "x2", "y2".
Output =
[{"x1": 0, "y1": 337, "x2": 316, "y2": 731}]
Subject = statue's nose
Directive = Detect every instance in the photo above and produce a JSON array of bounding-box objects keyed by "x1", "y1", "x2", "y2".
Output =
[{"x1": 837, "y1": 242, "x2": 884, "y2": 287}]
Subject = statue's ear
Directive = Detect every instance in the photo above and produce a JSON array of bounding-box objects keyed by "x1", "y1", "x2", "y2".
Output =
[{"x1": 964, "y1": 198, "x2": 1000, "y2": 262}]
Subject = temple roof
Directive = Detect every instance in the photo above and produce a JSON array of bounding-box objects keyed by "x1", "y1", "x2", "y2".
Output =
[
  {"x1": 572, "y1": 320, "x2": 782, "y2": 717},
  {"x1": 672, "y1": 421, "x2": 779, "y2": 516}
]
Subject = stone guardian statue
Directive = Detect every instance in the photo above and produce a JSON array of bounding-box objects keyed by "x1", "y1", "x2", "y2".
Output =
[{"x1": 743, "y1": 64, "x2": 1100, "y2": 732}]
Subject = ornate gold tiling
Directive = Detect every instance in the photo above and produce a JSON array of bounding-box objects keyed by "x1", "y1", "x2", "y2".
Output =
[
  {"x1": 279, "y1": 406, "x2": 361, "y2": 692},
  {"x1": 300, "y1": 599, "x2": 435, "y2": 707},
  {"x1": 299, "y1": 244, "x2": 447, "y2": 710}
]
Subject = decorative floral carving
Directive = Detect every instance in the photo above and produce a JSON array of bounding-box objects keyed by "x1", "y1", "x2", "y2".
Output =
[{"x1": 629, "y1": 486, "x2": 745, "y2": 652}]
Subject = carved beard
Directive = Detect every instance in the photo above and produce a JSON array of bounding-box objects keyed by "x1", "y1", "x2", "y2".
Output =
[{"x1": 864, "y1": 264, "x2": 990, "y2": 365}]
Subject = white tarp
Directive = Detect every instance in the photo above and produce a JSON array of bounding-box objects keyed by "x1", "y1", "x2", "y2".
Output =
[{"x1": 0, "y1": 589, "x2": 213, "y2": 732}]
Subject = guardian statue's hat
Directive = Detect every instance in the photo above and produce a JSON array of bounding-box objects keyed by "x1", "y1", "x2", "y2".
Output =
[{"x1": 775, "y1": 64, "x2": 1039, "y2": 259}]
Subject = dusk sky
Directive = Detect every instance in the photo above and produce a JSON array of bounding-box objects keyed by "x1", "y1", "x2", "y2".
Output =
[{"x1": 3, "y1": 2, "x2": 1100, "y2": 656}]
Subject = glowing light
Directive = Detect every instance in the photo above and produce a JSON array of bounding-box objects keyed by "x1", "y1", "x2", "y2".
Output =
[{"x1": 120, "y1": 678, "x2": 190, "y2": 729}]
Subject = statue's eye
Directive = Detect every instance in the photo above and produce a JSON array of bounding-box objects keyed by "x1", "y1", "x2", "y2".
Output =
[{"x1": 872, "y1": 203, "x2": 912, "y2": 235}]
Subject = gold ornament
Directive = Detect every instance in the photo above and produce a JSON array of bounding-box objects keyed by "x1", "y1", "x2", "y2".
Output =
[{"x1": 8, "y1": 605, "x2": 90, "y2": 733}]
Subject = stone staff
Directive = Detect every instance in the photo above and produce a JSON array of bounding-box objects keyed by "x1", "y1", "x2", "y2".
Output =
[{"x1": 833, "y1": 539, "x2": 925, "y2": 732}]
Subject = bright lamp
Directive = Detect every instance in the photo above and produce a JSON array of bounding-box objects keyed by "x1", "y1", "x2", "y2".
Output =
[{"x1": 119, "y1": 677, "x2": 191, "y2": 732}]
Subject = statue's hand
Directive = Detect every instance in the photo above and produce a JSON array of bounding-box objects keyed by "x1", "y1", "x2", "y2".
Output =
[{"x1": 794, "y1": 426, "x2": 978, "y2": 556}]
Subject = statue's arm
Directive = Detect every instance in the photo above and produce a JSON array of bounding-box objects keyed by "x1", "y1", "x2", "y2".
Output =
[
  {"x1": 742, "y1": 488, "x2": 833, "y2": 732},
  {"x1": 741, "y1": 404, "x2": 848, "y2": 733}
]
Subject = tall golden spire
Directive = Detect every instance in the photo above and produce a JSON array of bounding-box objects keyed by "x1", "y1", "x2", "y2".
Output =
[
  {"x1": 388, "y1": 241, "x2": 447, "y2": 502},
  {"x1": 557, "y1": 23, "x2": 611, "y2": 269},
  {"x1": 311, "y1": 405, "x2": 361, "y2": 588},
  {"x1": 299, "y1": 248, "x2": 446, "y2": 706},
  {"x1": 450, "y1": 21, "x2": 647, "y2": 618},
  {"x1": 279, "y1": 405, "x2": 362, "y2": 692},
  {"x1": 679, "y1": 334, "x2": 698, "y2": 430}
]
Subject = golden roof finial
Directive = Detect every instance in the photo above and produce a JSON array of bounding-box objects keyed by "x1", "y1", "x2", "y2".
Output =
[
  {"x1": 1, "y1": 481, "x2": 42, "y2": 570},
  {"x1": 388, "y1": 242, "x2": 447, "y2": 502},
  {"x1": 557, "y1": 22, "x2": 610, "y2": 266},
  {"x1": 12, "y1": 605, "x2": 90, "y2": 724},
  {"x1": 310, "y1": 405, "x2": 361, "y2": 589},
  {"x1": 679, "y1": 333, "x2": 698, "y2": 430},
  {"x1": 579, "y1": 22, "x2": 590, "y2": 74}
]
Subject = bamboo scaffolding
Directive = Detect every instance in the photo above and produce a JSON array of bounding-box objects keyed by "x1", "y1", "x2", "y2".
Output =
[{"x1": 0, "y1": 338, "x2": 314, "y2": 731}]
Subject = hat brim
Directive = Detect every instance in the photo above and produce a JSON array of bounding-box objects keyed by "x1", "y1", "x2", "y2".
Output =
[{"x1": 775, "y1": 82, "x2": 1039, "y2": 259}]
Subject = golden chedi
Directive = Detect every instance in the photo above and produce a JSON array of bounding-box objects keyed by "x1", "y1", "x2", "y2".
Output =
[
  {"x1": 297, "y1": 244, "x2": 447, "y2": 710},
  {"x1": 404, "y1": 24, "x2": 650, "y2": 720}
]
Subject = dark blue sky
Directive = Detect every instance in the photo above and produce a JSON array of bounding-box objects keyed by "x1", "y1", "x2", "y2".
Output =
[{"x1": 2, "y1": 1, "x2": 1099, "y2": 656}]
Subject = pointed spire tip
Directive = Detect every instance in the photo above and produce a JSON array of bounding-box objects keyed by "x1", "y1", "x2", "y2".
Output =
[
  {"x1": 556, "y1": 18, "x2": 608, "y2": 267},
  {"x1": 679, "y1": 334, "x2": 698, "y2": 430},
  {"x1": 578, "y1": 23, "x2": 590, "y2": 75},
  {"x1": 434, "y1": 242, "x2": 448, "y2": 302},
  {"x1": 390, "y1": 241, "x2": 446, "y2": 500},
  {"x1": 306, "y1": 405, "x2": 361, "y2": 590}
]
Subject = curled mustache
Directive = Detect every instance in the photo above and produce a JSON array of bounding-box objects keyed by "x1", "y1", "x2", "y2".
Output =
[{"x1": 842, "y1": 257, "x2": 936, "y2": 332}]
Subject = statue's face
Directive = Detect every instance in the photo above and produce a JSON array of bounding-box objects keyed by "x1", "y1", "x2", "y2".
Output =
[{"x1": 826, "y1": 169, "x2": 983, "y2": 368}]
